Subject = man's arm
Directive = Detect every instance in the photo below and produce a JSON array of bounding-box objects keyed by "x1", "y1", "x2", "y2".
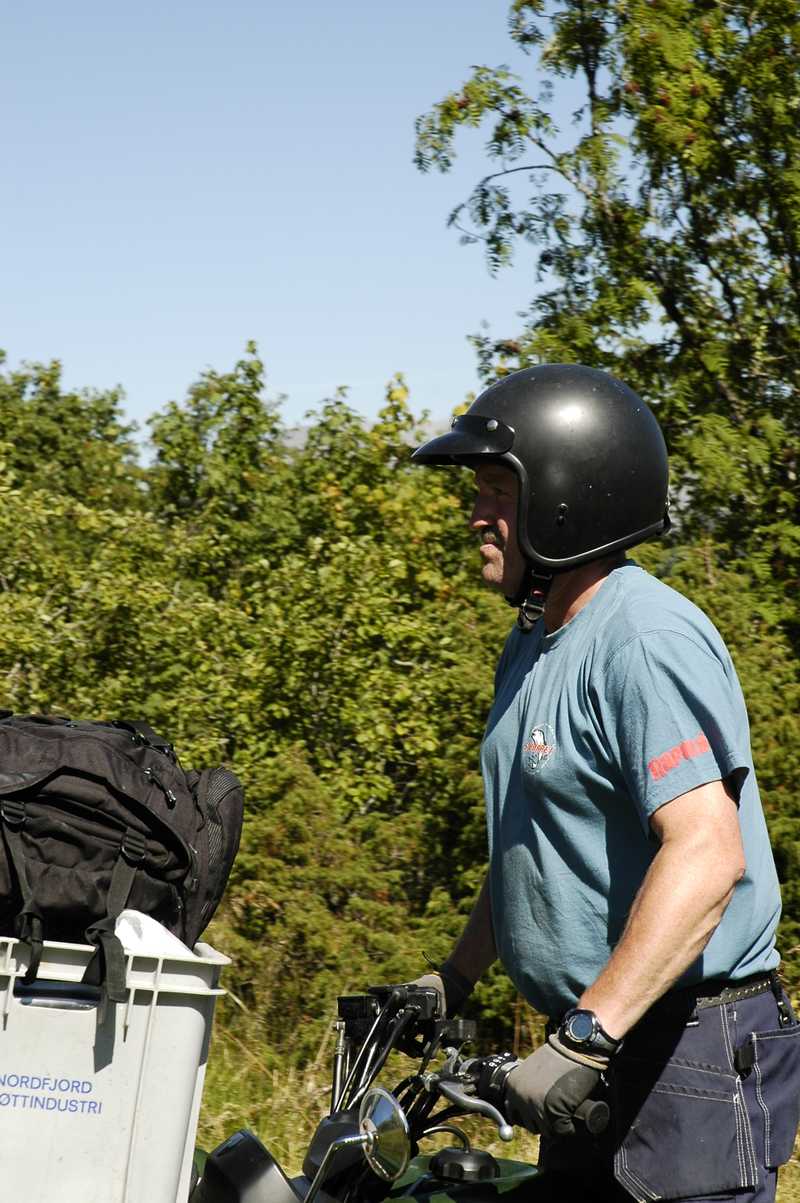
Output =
[
  {"x1": 416, "y1": 874, "x2": 497, "y2": 1014},
  {"x1": 578, "y1": 776, "x2": 746, "y2": 1039},
  {"x1": 504, "y1": 776, "x2": 746, "y2": 1136},
  {"x1": 445, "y1": 872, "x2": 498, "y2": 985}
]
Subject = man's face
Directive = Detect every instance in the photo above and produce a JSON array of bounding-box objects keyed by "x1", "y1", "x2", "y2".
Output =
[{"x1": 469, "y1": 463, "x2": 527, "y2": 597}]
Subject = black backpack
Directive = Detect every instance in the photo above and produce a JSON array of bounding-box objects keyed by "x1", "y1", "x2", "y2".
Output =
[{"x1": 0, "y1": 713, "x2": 244, "y2": 1001}]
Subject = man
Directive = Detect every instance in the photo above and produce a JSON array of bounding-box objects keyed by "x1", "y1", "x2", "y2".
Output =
[{"x1": 409, "y1": 365, "x2": 799, "y2": 1202}]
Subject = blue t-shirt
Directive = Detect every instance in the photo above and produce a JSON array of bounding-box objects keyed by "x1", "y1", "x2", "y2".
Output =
[{"x1": 481, "y1": 562, "x2": 781, "y2": 1019}]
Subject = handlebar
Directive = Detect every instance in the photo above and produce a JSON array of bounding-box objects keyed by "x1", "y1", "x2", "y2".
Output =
[{"x1": 335, "y1": 990, "x2": 611, "y2": 1145}]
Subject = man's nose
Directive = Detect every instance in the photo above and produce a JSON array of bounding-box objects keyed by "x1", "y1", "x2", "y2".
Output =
[{"x1": 470, "y1": 498, "x2": 493, "y2": 529}]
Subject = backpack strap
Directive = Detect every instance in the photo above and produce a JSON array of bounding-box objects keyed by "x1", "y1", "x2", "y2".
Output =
[
  {"x1": 109, "y1": 721, "x2": 174, "y2": 756},
  {"x1": 82, "y1": 827, "x2": 147, "y2": 1004},
  {"x1": 0, "y1": 798, "x2": 45, "y2": 983}
]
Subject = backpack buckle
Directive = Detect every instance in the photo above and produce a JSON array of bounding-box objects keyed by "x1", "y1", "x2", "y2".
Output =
[
  {"x1": 121, "y1": 829, "x2": 147, "y2": 865},
  {"x1": 1, "y1": 799, "x2": 26, "y2": 830}
]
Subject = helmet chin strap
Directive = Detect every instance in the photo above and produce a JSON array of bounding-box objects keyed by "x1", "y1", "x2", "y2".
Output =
[{"x1": 506, "y1": 565, "x2": 554, "y2": 633}]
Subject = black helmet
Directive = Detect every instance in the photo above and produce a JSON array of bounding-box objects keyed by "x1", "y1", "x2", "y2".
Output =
[{"x1": 412, "y1": 364, "x2": 670, "y2": 578}]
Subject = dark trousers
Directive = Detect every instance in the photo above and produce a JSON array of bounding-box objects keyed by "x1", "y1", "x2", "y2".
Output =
[{"x1": 533, "y1": 985, "x2": 800, "y2": 1202}]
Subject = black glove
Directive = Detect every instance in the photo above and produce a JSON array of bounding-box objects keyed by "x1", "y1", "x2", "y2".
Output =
[
  {"x1": 504, "y1": 1033, "x2": 608, "y2": 1137},
  {"x1": 411, "y1": 961, "x2": 474, "y2": 1019}
]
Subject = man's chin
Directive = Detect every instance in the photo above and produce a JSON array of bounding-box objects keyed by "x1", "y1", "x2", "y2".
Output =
[
  {"x1": 480, "y1": 570, "x2": 527, "y2": 600},
  {"x1": 480, "y1": 565, "x2": 506, "y2": 592}
]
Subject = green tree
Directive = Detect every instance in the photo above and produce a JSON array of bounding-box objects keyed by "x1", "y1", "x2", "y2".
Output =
[
  {"x1": 148, "y1": 343, "x2": 297, "y2": 590},
  {"x1": 0, "y1": 353, "x2": 141, "y2": 506}
]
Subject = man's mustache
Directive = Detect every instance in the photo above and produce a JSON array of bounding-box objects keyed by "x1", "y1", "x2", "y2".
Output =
[{"x1": 477, "y1": 525, "x2": 504, "y2": 548}]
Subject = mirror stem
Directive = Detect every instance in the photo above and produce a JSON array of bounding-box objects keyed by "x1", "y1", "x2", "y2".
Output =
[{"x1": 304, "y1": 1134, "x2": 367, "y2": 1203}]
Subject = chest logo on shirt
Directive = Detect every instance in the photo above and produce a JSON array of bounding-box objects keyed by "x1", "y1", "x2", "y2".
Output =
[{"x1": 523, "y1": 723, "x2": 556, "y2": 774}]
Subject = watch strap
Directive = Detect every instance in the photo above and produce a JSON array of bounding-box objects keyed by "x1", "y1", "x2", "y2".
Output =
[
  {"x1": 548, "y1": 1031, "x2": 611, "y2": 1071},
  {"x1": 559, "y1": 1008, "x2": 621, "y2": 1057}
]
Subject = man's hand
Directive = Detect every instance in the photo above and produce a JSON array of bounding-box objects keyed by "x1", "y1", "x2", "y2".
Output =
[
  {"x1": 411, "y1": 961, "x2": 474, "y2": 1019},
  {"x1": 403, "y1": 874, "x2": 494, "y2": 1019},
  {"x1": 504, "y1": 1034, "x2": 608, "y2": 1137}
]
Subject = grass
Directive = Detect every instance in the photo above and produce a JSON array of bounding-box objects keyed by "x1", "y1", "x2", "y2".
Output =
[
  {"x1": 198, "y1": 1010, "x2": 334, "y2": 1170},
  {"x1": 780, "y1": 1156, "x2": 800, "y2": 1203}
]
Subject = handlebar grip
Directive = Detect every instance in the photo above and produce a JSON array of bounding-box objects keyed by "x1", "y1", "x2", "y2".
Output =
[{"x1": 574, "y1": 1098, "x2": 610, "y2": 1135}]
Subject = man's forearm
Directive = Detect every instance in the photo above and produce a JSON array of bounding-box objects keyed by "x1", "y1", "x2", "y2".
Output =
[
  {"x1": 445, "y1": 873, "x2": 497, "y2": 985},
  {"x1": 579, "y1": 833, "x2": 742, "y2": 1039}
]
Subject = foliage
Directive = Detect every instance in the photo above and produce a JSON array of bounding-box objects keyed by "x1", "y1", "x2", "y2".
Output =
[{"x1": 0, "y1": 351, "x2": 141, "y2": 507}]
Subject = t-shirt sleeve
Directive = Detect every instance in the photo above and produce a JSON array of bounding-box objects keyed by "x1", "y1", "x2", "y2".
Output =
[{"x1": 595, "y1": 631, "x2": 750, "y2": 834}]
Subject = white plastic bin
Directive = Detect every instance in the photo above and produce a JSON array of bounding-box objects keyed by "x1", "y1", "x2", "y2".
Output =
[{"x1": 0, "y1": 934, "x2": 229, "y2": 1203}]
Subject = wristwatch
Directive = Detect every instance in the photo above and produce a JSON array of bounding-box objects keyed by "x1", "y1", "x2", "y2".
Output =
[{"x1": 558, "y1": 1008, "x2": 622, "y2": 1057}]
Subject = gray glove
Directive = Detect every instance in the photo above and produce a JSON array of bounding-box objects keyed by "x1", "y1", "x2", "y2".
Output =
[
  {"x1": 411, "y1": 961, "x2": 474, "y2": 1019},
  {"x1": 504, "y1": 1033, "x2": 608, "y2": 1137}
]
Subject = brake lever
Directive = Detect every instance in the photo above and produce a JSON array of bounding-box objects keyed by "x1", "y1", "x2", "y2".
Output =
[{"x1": 424, "y1": 1074, "x2": 514, "y2": 1142}]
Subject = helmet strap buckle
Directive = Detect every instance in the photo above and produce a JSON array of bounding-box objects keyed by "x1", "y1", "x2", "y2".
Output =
[{"x1": 511, "y1": 570, "x2": 554, "y2": 632}]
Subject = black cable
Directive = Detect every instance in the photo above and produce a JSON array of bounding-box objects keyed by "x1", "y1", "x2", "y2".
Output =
[{"x1": 349, "y1": 1008, "x2": 417, "y2": 1110}]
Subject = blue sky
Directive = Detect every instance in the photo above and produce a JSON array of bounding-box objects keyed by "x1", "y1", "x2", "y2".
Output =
[{"x1": 2, "y1": 1, "x2": 574, "y2": 433}]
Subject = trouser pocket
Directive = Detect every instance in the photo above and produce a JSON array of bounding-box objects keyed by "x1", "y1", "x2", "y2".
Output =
[
  {"x1": 612, "y1": 1056, "x2": 756, "y2": 1201},
  {"x1": 743, "y1": 1020, "x2": 800, "y2": 1168}
]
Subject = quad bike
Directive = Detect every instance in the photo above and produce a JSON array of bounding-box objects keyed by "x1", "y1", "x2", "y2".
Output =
[{"x1": 190, "y1": 983, "x2": 609, "y2": 1203}]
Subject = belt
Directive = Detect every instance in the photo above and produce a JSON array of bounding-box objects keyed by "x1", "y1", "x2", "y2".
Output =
[
  {"x1": 662, "y1": 969, "x2": 794, "y2": 1028},
  {"x1": 692, "y1": 972, "x2": 775, "y2": 1010}
]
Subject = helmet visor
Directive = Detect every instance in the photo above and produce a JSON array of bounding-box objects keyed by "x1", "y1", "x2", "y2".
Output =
[{"x1": 411, "y1": 413, "x2": 515, "y2": 464}]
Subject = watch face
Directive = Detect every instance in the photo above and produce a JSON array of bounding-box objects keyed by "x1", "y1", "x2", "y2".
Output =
[{"x1": 566, "y1": 1011, "x2": 595, "y2": 1043}]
